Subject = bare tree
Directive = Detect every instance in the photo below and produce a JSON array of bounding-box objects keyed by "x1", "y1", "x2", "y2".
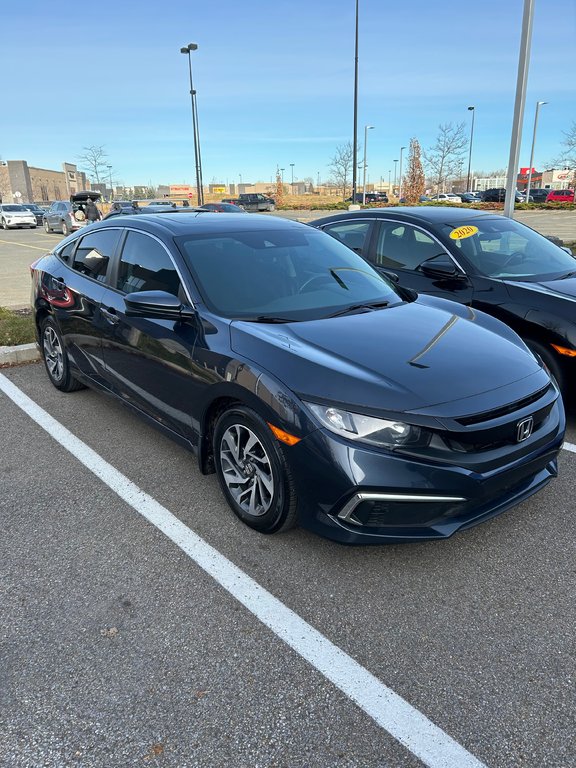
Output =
[
  {"x1": 77, "y1": 145, "x2": 109, "y2": 185},
  {"x1": 424, "y1": 123, "x2": 468, "y2": 193},
  {"x1": 328, "y1": 142, "x2": 356, "y2": 200},
  {"x1": 403, "y1": 138, "x2": 426, "y2": 204},
  {"x1": 556, "y1": 121, "x2": 576, "y2": 187}
]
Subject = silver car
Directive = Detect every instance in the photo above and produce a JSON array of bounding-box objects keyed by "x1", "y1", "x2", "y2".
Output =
[
  {"x1": 42, "y1": 201, "x2": 87, "y2": 236},
  {"x1": 0, "y1": 204, "x2": 37, "y2": 229}
]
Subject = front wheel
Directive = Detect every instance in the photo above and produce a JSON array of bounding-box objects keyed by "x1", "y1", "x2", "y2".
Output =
[
  {"x1": 526, "y1": 339, "x2": 565, "y2": 396},
  {"x1": 1, "y1": 218, "x2": 7, "y2": 230},
  {"x1": 213, "y1": 406, "x2": 298, "y2": 534},
  {"x1": 41, "y1": 318, "x2": 85, "y2": 392},
  {"x1": 44, "y1": 220, "x2": 51, "y2": 233}
]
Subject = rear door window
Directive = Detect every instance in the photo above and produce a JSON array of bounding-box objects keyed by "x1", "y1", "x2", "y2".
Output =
[{"x1": 72, "y1": 229, "x2": 121, "y2": 282}]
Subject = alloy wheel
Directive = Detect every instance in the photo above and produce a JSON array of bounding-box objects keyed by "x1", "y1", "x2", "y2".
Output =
[
  {"x1": 219, "y1": 424, "x2": 274, "y2": 517},
  {"x1": 43, "y1": 326, "x2": 64, "y2": 383}
]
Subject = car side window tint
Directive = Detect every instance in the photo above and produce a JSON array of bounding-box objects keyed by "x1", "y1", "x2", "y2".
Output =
[
  {"x1": 322, "y1": 221, "x2": 371, "y2": 254},
  {"x1": 117, "y1": 231, "x2": 181, "y2": 296},
  {"x1": 374, "y1": 223, "x2": 443, "y2": 270},
  {"x1": 57, "y1": 241, "x2": 76, "y2": 263},
  {"x1": 72, "y1": 229, "x2": 120, "y2": 282}
]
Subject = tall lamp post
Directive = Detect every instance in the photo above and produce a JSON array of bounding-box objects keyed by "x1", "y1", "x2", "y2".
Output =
[
  {"x1": 107, "y1": 165, "x2": 113, "y2": 201},
  {"x1": 362, "y1": 125, "x2": 374, "y2": 204},
  {"x1": 393, "y1": 159, "x2": 398, "y2": 194},
  {"x1": 180, "y1": 42, "x2": 204, "y2": 205},
  {"x1": 280, "y1": 168, "x2": 285, "y2": 185},
  {"x1": 466, "y1": 106, "x2": 475, "y2": 192},
  {"x1": 526, "y1": 100, "x2": 547, "y2": 202},
  {"x1": 388, "y1": 169, "x2": 391, "y2": 193},
  {"x1": 398, "y1": 146, "x2": 406, "y2": 201},
  {"x1": 290, "y1": 163, "x2": 295, "y2": 194},
  {"x1": 352, "y1": 0, "x2": 359, "y2": 200}
]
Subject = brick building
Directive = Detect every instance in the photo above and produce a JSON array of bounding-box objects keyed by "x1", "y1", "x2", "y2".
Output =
[{"x1": 0, "y1": 160, "x2": 89, "y2": 204}]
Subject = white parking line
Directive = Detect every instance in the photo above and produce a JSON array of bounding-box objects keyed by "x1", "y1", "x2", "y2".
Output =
[
  {"x1": 563, "y1": 441, "x2": 576, "y2": 453},
  {"x1": 0, "y1": 371, "x2": 488, "y2": 768}
]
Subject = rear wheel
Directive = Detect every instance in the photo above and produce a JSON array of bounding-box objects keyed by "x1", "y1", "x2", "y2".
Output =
[
  {"x1": 213, "y1": 406, "x2": 298, "y2": 534},
  {"x1": 41, "y1": 318, "x2": 85, "y2": 392},
  {"x1": 61, "y1": 220, "x2": 70, "y2": 236}
]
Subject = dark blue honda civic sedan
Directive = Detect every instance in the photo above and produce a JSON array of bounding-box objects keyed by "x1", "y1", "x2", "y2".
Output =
[{"x1": 31, "y1": 213, "x2": 565, "y2": 544}]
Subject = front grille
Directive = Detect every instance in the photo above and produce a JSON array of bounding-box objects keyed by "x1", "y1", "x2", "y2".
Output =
[{"x1": 455, "y1": 384, "x2": 552, "y2": 426}]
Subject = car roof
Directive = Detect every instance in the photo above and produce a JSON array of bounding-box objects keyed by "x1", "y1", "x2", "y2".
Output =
[
  {"x1": 312, "y1": 206, "x2": 499, "y2": 224},
  {"x1": 88, "y1": 212, "x2": 308, "y2": 235}
]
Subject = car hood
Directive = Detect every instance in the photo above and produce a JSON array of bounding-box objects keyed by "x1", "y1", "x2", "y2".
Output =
[
  {"x1": 230, "y1": 300, "x2": 545, "y2": 414},
  {"x1": 534, "y1": 276, "x2": 576, "y2": 299}
]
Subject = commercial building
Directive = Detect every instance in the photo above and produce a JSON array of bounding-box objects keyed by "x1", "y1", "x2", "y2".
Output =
[{"x1": 0, "y1": 160, "x2": 89, "y2": 204}]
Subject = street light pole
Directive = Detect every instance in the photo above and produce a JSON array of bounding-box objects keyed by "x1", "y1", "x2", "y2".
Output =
[
  {"x1": 352, "y1": 0, "x2": 359, "y2": 201},
  {"x1": 290, "y1": 163, "x2": 295, "y2": 194},
  {"x1": 526, "y1": 100, "x2": 547, "y2": 202},
  {"x1": 180, "y1": 43, "x2": 204, "y2": 205},
  {"x1": 280, "y1": 168, "x2": 285, "y2": 184},
  {"x1": 504, "y1": 0, "x2": 535, "y2": 219},
  {"x1": 466, "y1": 106, "x2": 475, "y2": 192},
  {"x1": 362, "y1": 125, "x2": 374, "y2": 204},
  {"x1": 107, "y1": 165, "x2": 113, "y2": 201},
  {"x1": 398, "y1": 146, "x2": 406, "y2": 201},
  {"x1": 393, "y1": 159, "x2": 398, "y2": 194}
]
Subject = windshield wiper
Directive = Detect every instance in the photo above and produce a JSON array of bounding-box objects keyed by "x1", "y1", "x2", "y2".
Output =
[
  {"x1": 328, "y1": 300, "x2": 389, "y2": 318},
  {"x1": 241, "y1": 315, "x2": 294, "y2": 324},
  {"x1": 559, "y1": 270, "x2": 576, "y2": 279}
]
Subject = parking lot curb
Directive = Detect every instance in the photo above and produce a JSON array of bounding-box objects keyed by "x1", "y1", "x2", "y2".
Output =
[{"x1": 0, "y1": 343, "x2": 40, "y2": 366}]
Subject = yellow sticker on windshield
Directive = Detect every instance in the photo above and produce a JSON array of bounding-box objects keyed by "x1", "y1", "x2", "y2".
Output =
[{"x1": 449, "y1": 225, "x2": 479, "y2": 240}]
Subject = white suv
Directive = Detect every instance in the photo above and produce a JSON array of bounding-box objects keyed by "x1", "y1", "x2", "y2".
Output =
[{"x1": 0, "y1": 204, "x2": 37, "y2": 229}]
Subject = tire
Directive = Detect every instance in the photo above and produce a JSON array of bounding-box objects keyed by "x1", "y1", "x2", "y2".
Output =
[
  {"x1": 44, "y1": 220, "x2": 51, "y2": 233},
  {"x1": 40, "y1": 318, "x2": 85, "y2": 392},
  {"x1": 526, "y1": 339, "x2": 566, "y2": 396},
  {"x1": 268, "y1": 204, "x2": 276, "y2": 212},
  {"x1": 1, "y1": 218, "x2": 7, "y2": 230},
  {"x1": 213, "y1": 405, "x2": 298, "y2": 534},
  {"x1": 61, "y1": 220, "x2": 70, "y2": 236}
]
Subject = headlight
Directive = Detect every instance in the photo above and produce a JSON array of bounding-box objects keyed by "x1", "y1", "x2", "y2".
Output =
[{"x1": 305, "y1": 403, "x2": 428, "y2": 449}]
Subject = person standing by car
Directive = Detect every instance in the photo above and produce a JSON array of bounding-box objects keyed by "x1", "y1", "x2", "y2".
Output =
[{"x1": 85, "y1": 198, "x2": 101, "y2": 224}]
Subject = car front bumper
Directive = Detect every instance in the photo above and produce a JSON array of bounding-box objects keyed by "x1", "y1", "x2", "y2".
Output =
[{"x1": 286, "y1": 399, "x2": 565, "y2": 544}]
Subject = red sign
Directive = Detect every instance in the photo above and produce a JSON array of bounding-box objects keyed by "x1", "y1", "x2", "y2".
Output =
[{"x1": 188, "y1": 192, "x2": 193, "y2": 198}]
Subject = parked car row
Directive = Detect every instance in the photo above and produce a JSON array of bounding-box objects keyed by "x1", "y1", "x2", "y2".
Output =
[
  {"x1": 412, "y1": 189, "x2": 573, "y2": 204},
  {"x1": 31, "y1": 209, "x2": 566, "y2": 546}
]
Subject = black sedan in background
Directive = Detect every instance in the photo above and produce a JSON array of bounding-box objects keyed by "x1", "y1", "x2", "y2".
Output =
[
  {"x1": 22, "y1": 203, "x2": 46, "y2": 225},
  {"x1": 31, "y1": 213, "x2": 564, "y2": 544},
  {"x1": 311, "y1": 207, "x2": 576, "y2": 398}
]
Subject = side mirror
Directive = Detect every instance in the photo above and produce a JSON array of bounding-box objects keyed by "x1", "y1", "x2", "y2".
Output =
[
  {"x1": 420, "y1": 257, "x2": 462, "y2": 279},
  {"x1": 124, "y1": 290, "x2": 195, "y2": 319}
]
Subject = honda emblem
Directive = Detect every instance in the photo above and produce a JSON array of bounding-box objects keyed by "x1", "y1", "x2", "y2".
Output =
[{"x1": 516, "y1": 416, "x2": 534, "y2": 442}]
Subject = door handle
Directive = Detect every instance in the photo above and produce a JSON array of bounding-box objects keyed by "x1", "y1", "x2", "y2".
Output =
[{"x1": 101, "y1": 307, "x2": 120, "y2": 326}]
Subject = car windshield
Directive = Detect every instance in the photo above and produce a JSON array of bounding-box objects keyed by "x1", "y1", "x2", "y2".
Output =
[
  {"x1": 176, "y1": 227, "x2": 403, "y2": 320},
  {"x1": 2, "y1": 205, "x2": 26, "y2": 211},
  {"x1": 443, "y1": 217, "x2": 576, "y2": 280}
]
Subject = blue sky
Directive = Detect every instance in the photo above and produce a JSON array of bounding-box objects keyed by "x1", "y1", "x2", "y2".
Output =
[{"x1": 1, "y1": 0, "x2": 574, "y2": 188}]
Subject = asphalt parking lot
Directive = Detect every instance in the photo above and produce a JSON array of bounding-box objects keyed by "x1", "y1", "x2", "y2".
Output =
[{"x1": 1, "y1": 216, "x2": 576, "y2": 767}]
